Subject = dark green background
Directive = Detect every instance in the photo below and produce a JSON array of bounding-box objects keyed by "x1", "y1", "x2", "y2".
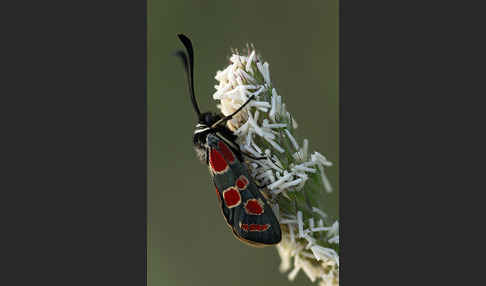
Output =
[{"x1": 148, "y1": 1, "x2": 338, "y2": 285}]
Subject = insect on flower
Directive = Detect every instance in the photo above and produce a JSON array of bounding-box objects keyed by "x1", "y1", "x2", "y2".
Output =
[{"x1": 176, "y1": 34, "x2": 282, "y2": 246}]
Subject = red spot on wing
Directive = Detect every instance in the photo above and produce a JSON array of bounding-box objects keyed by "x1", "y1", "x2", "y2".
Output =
[
  {"x1": 218, "y1": 141, "x2": 235, "y2": 163},
  {"x1": 209, "y1": 148, "x2": 228, "y2": 173},
  {"x1": 240, "y1": 223, "x2": 270, "y2": 232},
  {"x1": 241, "y1": 223, "x2": 249, "y2": 231},
  {"x1": 244, "y1": 199, "x2": 264, "y2": 215},
  {"x1": 257, "y1": 224, "x2": 270, "y2": 231},
  {"x1": 223, "y1": 187, "x2": 241, "y2": 208},
  {"x1": 236, "y1": 175, "x2": 249, "y2": 190}
]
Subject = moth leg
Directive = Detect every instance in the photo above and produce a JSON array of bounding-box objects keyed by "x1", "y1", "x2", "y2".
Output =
[
  {"x1": 242, "y1": 152, "x2": 267, "y2": 161},
  {"x1": 230, "y1": 141, "x2": 269, "y2": 163},
  {"x1": 244, "y1": 152, "x2": 280, "y2": 171}
]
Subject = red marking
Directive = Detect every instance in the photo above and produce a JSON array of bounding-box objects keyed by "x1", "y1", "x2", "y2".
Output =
[
  {"x1": 244, "y1": 199, "x2": 264, "y2": 215},
  {"x1": 236, "y1": 175, "x2": 249, "y2": 190},
  {"x1": 241, "y1": 223, "x2": 270, "y2": 232},
  {"x1": 218, "y1": 141, "x2": 235, "y2": 163},
  {"x1": 209, "y1": 148, "x2": 228, "y2": 173},
  {"x1": 223, "y1": 187, "x2": 241, "y2": 208},
  {"x1": 257, "y1": 224, "x2": 270, "y2": 231}
]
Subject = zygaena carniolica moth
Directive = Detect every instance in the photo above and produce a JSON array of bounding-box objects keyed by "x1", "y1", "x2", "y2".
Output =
[{"x1": 176, "y1": 34, "x2": 281, "y2": 246}]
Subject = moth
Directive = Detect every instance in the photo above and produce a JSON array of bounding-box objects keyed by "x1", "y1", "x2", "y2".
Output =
[{"x1": 176, "y1": 34, "x2": 281, "y2": 246}]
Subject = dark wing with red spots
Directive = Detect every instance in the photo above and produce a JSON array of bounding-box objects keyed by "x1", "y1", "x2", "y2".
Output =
[{"x1": 207, "y1": 134, "x2": 281, "y2": 246}]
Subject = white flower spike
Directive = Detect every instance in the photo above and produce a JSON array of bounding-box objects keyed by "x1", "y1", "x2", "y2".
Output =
[{"x1": 212, "y1": 46, "x2": 339, "y2": 286}]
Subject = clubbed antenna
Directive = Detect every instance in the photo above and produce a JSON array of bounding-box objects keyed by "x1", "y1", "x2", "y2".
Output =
[{"x1": 176, "y1": 34, "x2": 202, "y2": 120}]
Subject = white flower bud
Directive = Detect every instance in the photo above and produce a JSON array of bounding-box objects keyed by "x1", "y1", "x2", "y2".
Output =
[{"x1": 212, "y1": 46, "x2": 338, "y2": 286}]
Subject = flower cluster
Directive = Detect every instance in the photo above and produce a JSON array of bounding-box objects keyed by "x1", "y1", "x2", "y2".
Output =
[{"x1": 212, "y1": 46, "x2": 339, "y2": 286}]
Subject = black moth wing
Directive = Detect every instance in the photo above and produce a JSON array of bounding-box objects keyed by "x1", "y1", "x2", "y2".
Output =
[{"x1": 207, "y1": 134, "x2": 282, "y2": 246}]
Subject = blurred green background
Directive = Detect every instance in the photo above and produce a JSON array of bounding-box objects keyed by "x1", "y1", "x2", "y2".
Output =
[{"x1": 148, "y1": 1, "x2": 338, "y2": 285}]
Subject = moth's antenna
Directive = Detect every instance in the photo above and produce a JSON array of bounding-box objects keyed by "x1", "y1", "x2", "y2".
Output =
[{"x1": 176, "y1": 34, "x2": 202, "y2": 120}]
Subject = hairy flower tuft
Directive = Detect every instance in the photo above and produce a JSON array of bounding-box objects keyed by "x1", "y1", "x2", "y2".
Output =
[{"x1": 212, "y1": 46, "x2": 339, "y2": 285}]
